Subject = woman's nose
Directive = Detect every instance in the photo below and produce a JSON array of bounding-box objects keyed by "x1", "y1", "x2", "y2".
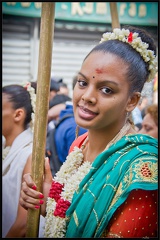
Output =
[{"x1": 81, "y1": 87, "x2": 97, "y2": 104}]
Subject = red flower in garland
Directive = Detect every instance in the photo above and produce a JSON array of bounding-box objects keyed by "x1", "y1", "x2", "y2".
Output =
[
  {"x1": 128, "y1": 32, "x2": 133, "y2": 43},
  {"x1": 24, "y1": 82, "x2": 31, "y2": 90},
  {"x1": 54, "y1": 198, "x2": 71, "y2": 218},
  {"x1": 49, "y1": 181, "x2": 64, "y2": 202}
]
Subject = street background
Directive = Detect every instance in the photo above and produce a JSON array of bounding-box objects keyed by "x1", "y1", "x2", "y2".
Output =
[{"x1": 2, "y1": 2, "x2": 158, "y2": 103}]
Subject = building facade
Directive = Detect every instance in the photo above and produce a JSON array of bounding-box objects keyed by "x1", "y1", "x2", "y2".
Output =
[{"x1": 2, "y1": 2, "x2": 158, "y2": 101}]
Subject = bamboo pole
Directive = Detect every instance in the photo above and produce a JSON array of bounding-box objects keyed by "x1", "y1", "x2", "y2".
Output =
[
  {"x1": 109, "y1": 2, "x2": 120, "y2": 29},
  {"x1": 25, "y1": 2, "x2": 55, "y2": 237}
]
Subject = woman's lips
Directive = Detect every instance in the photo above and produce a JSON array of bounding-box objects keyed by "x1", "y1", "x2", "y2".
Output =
[{"x1": 78, "y1": 106, "x2": 98, "y2": 120}]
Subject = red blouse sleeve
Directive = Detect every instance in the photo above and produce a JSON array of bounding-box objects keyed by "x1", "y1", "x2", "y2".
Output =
[
  {"x1": 69, "y1": 132, "x2": 88, "y2": 153},
  {"x1": 101, "y1": 189, "x2": 158, "y2": 238}
]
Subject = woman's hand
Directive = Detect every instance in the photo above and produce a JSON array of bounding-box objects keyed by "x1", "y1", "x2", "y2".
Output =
[{"x1": 19, "y1": 157, "x2": 52, "y2": 217}]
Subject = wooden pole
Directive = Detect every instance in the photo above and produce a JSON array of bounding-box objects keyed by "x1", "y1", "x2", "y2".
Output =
[
  {"x1": 25, "y1": 2, "x2": 55, "y2": 237},
  {"x1": 109, "y1": 2, "x2": 120, "y2": 29}
]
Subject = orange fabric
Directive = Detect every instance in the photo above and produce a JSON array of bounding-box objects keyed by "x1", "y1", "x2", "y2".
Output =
[
  {"x1": 69, "y1": 132, "x2": 88, "y2": 153},
  {"x1": 102, "y1": 189, "x2": 158, "y2": 238}
]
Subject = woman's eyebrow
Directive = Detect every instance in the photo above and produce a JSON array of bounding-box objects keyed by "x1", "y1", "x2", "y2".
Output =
[
  {"x1": 98, "y1": 80, "x2": 119, "y2": 87},
  {"x1": 78, "y1": 72, "x2": 119, "y2": 86},
  {"x1": 78, "y1": 72, "x2": 87, "y2": 80}
]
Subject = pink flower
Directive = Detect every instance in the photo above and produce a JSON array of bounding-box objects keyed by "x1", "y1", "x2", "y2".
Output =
[
  {"x1": 54, "y1": 198, "x2": 71, "y2": 218},
  {"x1": 49, "y1": 181, "x2": 64, "y2": 202},
  {"x1": 128, "y1": 32, "x2": 133, "y2": 42}
]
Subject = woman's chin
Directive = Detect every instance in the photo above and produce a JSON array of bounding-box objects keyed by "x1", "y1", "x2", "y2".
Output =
[{"x1": 75, "y1": 116, "x2": 89, "y2": 129}]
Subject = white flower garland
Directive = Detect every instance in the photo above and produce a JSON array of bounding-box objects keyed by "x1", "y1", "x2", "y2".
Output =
[
  {"x1": 44, "y1": 146, "x2": 92, "y2": 238},
  {"x1": 43, "y1": 121, "x2": 131, "y2": 237},
  {"x1": 2, "y1": 146, "x2": 11, "y2": 161},
  {"x1": 100, "y1": 28, "x2": 157, "y2": 83},
  {"x1": 23, "y1": 82, "x2": 36, "y2": 132}
]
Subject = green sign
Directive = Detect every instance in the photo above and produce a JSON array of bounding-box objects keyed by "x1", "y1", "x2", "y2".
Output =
[
  {"x1": 2, "y1": 2, "x2": 158, "y2": 26},
  {"x1": 2, "y1": 2, "x2": 42, "y2": 17}
]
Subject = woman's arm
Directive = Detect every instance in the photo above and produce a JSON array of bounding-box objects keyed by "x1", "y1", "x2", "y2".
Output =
[
  {"x1": 6, "y1": 156, "x2": 52, "y2": 237},
  {"x1": 48, "y1": 103, "x2": 66, "y2": 122},
  {"x1": 5, "y1": 204, "x2": 28, "y2": 237},
  {"x1": 5, "y1": 154, "x2": 32, "y2": 237}
]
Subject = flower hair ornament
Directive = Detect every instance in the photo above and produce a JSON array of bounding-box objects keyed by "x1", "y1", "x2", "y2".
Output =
[
  {"x1": 100, "y1": 28, "x2": 158, "y2": 83},
  {"x1": 23, "y1": 82, "x2": 36, "y2": 132}
]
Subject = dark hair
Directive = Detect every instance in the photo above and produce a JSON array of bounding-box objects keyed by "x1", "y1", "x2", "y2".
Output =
[
  {"x1": 85, "y1": 26, "x2": 157, "y2": 94},
  {"x1": 50, "y1": 78, "x2": 60, "y2": 92},
  {"x1": 2, "y1": 83, "x2": 36, "y2": 128}
]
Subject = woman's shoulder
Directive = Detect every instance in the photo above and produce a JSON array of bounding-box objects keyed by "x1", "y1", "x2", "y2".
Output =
[
  {"x1": 69, "y1": 132, "x2": 88, "y2": 153},
  {"x1": 126, "y1": 133, "x2": 158, "y2": 145}
]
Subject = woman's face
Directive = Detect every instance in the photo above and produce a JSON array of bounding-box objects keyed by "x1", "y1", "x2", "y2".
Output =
[
  {"x1": 73, "y1": 51, "x2": 132, "y2": 132},
  {"x1": 138, "y1": 113, "x2": 158, "y2": 139},
  {"x1": 2, "y1": 93, "x2": 15, "y2": 138}
]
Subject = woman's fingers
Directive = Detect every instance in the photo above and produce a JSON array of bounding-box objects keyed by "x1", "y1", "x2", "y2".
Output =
[
  {"x1": 44, "y1": 157, "x2": 53, "y2": 184},
  {"x1": 19, "y1": 177, "x2": 44, "y2": 210},
  {"x1": 23, "y1": 173, "x2": 37, "y2": 189},
  {"x1": 20, "y1": 159, "x2": 52, "y2": 213}
]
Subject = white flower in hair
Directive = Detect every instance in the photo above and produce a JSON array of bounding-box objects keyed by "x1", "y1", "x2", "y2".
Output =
[
  {"x1": 23, "y1": 82, "x2": 36, "y2": 132},
  {"x1": 100, "y1": 28, "x2": 158, "y2": 83}
]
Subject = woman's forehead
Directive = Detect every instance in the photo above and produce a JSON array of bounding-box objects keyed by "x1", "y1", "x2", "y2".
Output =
[
  {"x1": 81, "y1": 52, "x2": 128, "y2": 78},
  {"x1": 83, "y1": 51, "x2": 125, "y2": 67}
]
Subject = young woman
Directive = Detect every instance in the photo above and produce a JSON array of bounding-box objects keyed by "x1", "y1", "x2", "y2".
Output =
[
  {"x1": 2, "y1": 83, "x2": 37, "y2": 237},
  {"x1": 19, "y1": 26, "x2": 158, "y2": 238}
]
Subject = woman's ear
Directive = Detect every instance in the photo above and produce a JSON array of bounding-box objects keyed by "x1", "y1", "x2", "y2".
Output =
[
  {"x1": 126, "y1": 92, "x2": 141, "y2": 112},
  {"x1": 14, "y1": 108, "x2": 25, "y2": 123}
]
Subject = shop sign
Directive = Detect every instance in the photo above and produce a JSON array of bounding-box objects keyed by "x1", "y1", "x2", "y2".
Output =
[{"x1": 2, "y1": 2, "x2": 158, "y2": 26}]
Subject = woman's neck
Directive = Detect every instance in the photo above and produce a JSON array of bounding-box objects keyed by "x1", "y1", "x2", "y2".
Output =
[
  {"x1": 4, "y1": 128, "x2": 25, "y2": 147},
  {"x1": 83, "y1": 121, "x2": 133, "y2": 163}
]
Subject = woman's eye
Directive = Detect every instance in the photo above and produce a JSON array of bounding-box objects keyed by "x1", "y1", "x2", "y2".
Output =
[
  {"x1": 101, "y1": 87, "x2": 113, "y2": 94},
  {"x1": 77, "y1": 80, "x2": 87, "y2": 87},
  {"x1": 145, "y1": 126, "x2": 152, "y2": 132}
]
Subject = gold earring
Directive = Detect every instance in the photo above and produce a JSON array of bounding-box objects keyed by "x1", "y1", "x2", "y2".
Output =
[
  {"x1": 126, "y1": 111, "x2": 129, "y2": 122},
  {"x1": 127, "y1": 111, "x2": 134, "y2": 127}
]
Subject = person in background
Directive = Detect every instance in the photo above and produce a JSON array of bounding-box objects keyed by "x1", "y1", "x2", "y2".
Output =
[
  {"x1": 139, "y1": 96, "x2": 149, "y2": 118},
  {"x1": 47, "y1": 102, "x2": 66, "y2": 123},
  {"x1": 131, "y1": 105, "x2": 143, "y2": 130},
  {"x1": 48, "y1": 75, "x2": 78, "y2": 123},
  {"x1": 20, "y1": 26, "x2": 157, "y2": 238},
  {"x1": 131, "y1": 96, "x2": 149, "y2": 130},
  {"x1": 2, "y1": 82, "x2": 36, "y2": 237},
  {"x1": 46, "y1": 76, "x2": 87, "y2": 176},
  {"x1": 138, "y1": 104, "x2": 158, "y2": 139},
  {"x1": 49, "y1": 77, "x2": 60, "y2": 102},
  {"x1": 54, "y1": 102, "x2": 87, "y2": 163},
  {"x1": 47, "y1": 78, "x2": 71, "y2": 131},
  {"x1": 49, "y1": 77, "x2": 71, "y2": 109},
  {"x1": 53, "y1": 76, "x2": 69, "y2": 96},
  {"x1": 58, "y1": 82, "x2": 70, "y2": 96},
  {"x1": 47, "y1": 74, "x2": 79, "y2": 123},
  {"x1": 53, "y1": 76, "x2": 87, "y2": 165}
]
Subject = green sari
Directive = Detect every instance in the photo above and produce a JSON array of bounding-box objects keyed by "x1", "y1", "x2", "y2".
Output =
[{"x1": 65, "y1": 134, "x2": 158, "y2": 238}]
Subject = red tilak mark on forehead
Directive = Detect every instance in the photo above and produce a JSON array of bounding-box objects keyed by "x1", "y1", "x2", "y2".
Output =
[{"x1": 95, "y1": 68, "x2": 103, "y2": 74}]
